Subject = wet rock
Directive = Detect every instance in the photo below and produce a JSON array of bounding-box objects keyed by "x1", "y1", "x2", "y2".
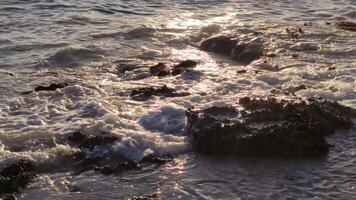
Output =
[
  {"x1": 171, "y1": 60, "x2": 198, "y2": 75},
  {"x1": 130, "y1": 85, "x2": 190, "y2": 101},
  {"x1": 231, "y1": 41, "x2": 264, "y2": 64},
  {"x1": 149, "y1": 63, "x2": 169, "y2": 76},
  {"x1": 186, "y1": 97, "x2": 355, "y2": 157},
  {"x1": 95, "y1": 161, "x2": 141, "y2": 175},
  {"x1": 328, "y1": 66, "x2": 336, "y2": 71},
  {"x1": 236, "y1": 69, "x2": 247, "y2": 74},
  {"x1": 141, "y1": 155, "x2": 173, "y2": 164},
  {"x1": 22, "y1": 83, "x2": 69, "y2": 95},
  {"x1": 175, "y1": 60, "x2": 198, "y2": 69},
  {"x1": 200, "y1": 35, "x2": 264, "y2": 64},
  {"x1": 200, "y1": 35, "x2": 238, "y2": 54},
  {"x1": 149, "y1": 60, "x2": 198, "y2": 76},
  {"x1": 336, "y1": 21, "x2": 356, "y2": 32},
  {"x1": 0, "y1": 160, "x2": 35, "y2": 195},
  {"x1": 68, "y1": 131, "x2": 119, "y2": 150}
]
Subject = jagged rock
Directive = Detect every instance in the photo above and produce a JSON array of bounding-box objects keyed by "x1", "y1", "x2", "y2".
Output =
[
  {"x1": 336, "y1": 21, "x2": 356, "y2": 32},
  {"x1": 0, "y1": 160, "x2": 35, "y2": 195},
  {"x1": 130, "y1": 85, "x2": 190, "y2": 101},
  {"x1": 68, "y1": 132, "x2": 119, "y2": 150},
  {"x1": 200, "y1": 35, "x2": 264, "y2": 64},
  {"x1": 186, "y1": 97, "x2": 355, "y2": 157}
]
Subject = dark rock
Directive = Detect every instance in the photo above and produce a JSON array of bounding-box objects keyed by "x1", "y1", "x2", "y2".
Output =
[
  {"x1": 336, "y1": 21, "x2": 356, "y2": 32},
  {"x1": 328, "y1": 66, "x2": 336, "y2": 71},
  {"x1": 175, "y1": 60, "x2": 198, "y2": 69},
  {"x1": 34, "y1": 83, "x2": 69, "y2": 92},
  {"x1": 237, "y1": 70, "x2": 247, "y2": 74},
  {"x1": 130, "y1": 85, "x2": 190, "y2": 101},
  {"x1": 171, "y1": 68, "x2": 184, "y2": 76},
  {"x1": 95, "y1": 161, "x2": 141, "y2": 175},
  {"x1": 200, "y1": 35, "x2": 238, "y2": 54},
  {"x1": 0, "y1": 160, "x2": 35, "y2": 195},
  {"x1": 149, "y1": 60, "x2": 198, "y2": 77},
  {"x1": 200, "y1": 35, "x2": 264, "y2": 64},
  {"x1": 232, "y1": 42, "x2": 264, "y2": 64},
  {"x1": 157, "y1": 70, "x2": 170, "y2": 77},
  {"x1": 141, "y1": 155, "x2": 173, "y2": 164},
  {"x1": 22, "y1": 83, "x2": 69, "y2": 95},
  {"x1": 68, "y1": 131, "x2": 119, "y2": 150},
  {"x1": 149, "y1": 63, "x2": 168, "y2": 75},
  {"x1": 186, "y1": 97, "x2": 355, "y2": 157}
]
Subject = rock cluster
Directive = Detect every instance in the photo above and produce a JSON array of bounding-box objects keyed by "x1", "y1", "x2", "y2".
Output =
[{"x1": 186, "y1": 96, "x2": 355, "y2": 157}]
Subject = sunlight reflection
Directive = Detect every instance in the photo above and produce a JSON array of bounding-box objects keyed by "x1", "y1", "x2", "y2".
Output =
[{"x1": 164, "y1": 157, "x2": 187, "y2": 175}]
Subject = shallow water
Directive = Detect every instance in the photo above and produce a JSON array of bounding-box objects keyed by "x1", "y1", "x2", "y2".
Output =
[{"x1": 0, "y1": 0, "x2": 356, "y2": 199}]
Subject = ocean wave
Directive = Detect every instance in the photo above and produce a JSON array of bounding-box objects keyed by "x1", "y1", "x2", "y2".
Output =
[{"x1": 42, "y1": 47, "x2": 105, "y2": 67}]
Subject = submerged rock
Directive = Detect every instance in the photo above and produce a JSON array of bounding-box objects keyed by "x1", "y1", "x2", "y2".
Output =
[
  {"x1": 149, "y1": 63, "x2": 169, "y2": 76},
  {"x1": 0, "y1": 160, "x2": 35, "y2": 195},
  {"x1": 22, "y1": 83, "x2": 69, "y2": 95},
  {"x1": 231, "y1": 41, "x2": 264, "y2": 64},
  {"x1": 95, "y1": 161, "x2": 141, "y2": 175},
  {"x1": 336, "y1": 21, "x2": 356, "y2": 32},
  {"x1": 200, "y1": 35, "x2": 264, "y2": 64},
  {"x1": 186, "y1": 97, "x2": 355, "y2": 157},
  {"x1": 149, "y1": 60, "x2": 198, "y2": 76},
  {"x1": 200, "y1": 35, "x2": 238, "y2": 54},
  {"x1": 130, "y1": 85, "x2": 190, "y2": 101},
  {"x1": 68, "y1": 131, "x2": 119, "y2": 150}
]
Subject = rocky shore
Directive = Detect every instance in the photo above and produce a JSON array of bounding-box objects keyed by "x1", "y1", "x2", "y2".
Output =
[{"x1": 1, "y1": 22, "x2": 355, "y2": 199}]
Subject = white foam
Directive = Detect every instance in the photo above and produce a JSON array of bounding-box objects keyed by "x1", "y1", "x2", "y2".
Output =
[{"x1": 139, "y1": 104, "x2": 186, "y2": 135}]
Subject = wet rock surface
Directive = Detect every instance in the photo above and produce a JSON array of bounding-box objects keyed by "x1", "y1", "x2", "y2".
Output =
[
  {"x1": 336, "y1": 21, "x2": 356, "y2": 32},
  {"x1": 66, "y1": 132, "x2": 174, "y2": 176},
  {"x1": 186, "y1": 96, "x2": 355, "y2": 157},
  {"x1": 130, "y1": 85, "x2": 190, "y2": 101},
  {"x1": 149, "y1": 60, "x2": 198, "y2": 76},
  {"x1": 22, "y1": 83, "x2": 69, "y2": 95},
  {"x1": 200, "y1": 35, "x2": 264, "y2": 64},
  {"x1": 0, "y1": 160, "x2": 35, "y2": 196},
  {"x1": 68, "y1": 131, "x2": 119, "y2": 150}
]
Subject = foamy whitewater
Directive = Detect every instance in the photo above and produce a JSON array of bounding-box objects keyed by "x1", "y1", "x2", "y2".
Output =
[{"x1": 0, "y1": 0, "x2": 356, "y2": 199}]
